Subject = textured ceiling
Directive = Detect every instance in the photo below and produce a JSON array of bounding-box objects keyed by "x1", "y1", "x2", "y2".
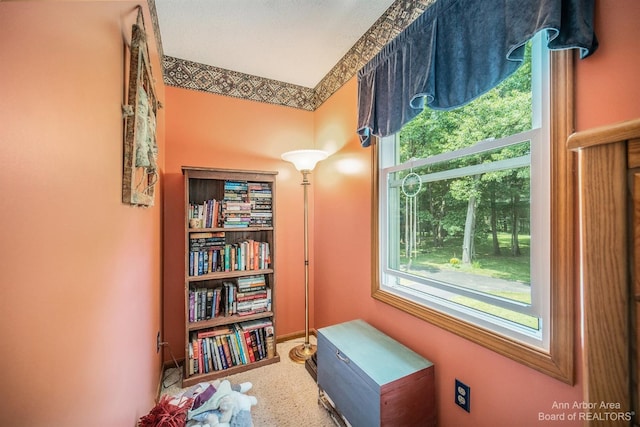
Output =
[{"x1": 154, "y1": 0, "x2": 397, "y2": 88}]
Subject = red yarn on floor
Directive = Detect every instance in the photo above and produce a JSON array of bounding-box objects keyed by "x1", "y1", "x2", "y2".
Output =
[{"x1": 138, "y1": 395, "x2": 193, "y2": 427}]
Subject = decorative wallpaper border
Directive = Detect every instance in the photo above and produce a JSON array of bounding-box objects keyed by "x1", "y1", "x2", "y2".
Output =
[
  {"x1": 153, "y1": 0, "x2": 435, "y2": 111},
  {"x1": 162, "y1": 57, "x2": 317, "y2": 110}
]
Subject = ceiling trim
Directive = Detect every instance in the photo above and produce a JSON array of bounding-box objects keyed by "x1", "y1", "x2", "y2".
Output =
[
  {"x1": 162, "y1": 57, "x2": 317, "y2": 110},
  {"x1": 151, "y1": 0, "x2": 434, "y2": 111}
]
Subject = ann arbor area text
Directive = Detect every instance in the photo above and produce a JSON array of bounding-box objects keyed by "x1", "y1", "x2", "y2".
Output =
[{"x1": 551, "y1": 401, "x2": 622, "y2": 410}]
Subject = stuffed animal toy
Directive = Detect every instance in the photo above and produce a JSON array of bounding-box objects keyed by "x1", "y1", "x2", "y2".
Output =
[
  {"x1": 184, "y1": 380, "x2": 256, "y2": 427},
  {"x1": 186, "y1": 411, "x2": 220, "y2": 427},
  {"x1": 216, "y1": 389, "x2": 257, "y2": 426}
]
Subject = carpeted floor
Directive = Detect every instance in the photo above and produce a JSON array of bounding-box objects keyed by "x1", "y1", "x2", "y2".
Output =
[{"x1": 160, "y1": 336, "x2": 335, "y2": 427}]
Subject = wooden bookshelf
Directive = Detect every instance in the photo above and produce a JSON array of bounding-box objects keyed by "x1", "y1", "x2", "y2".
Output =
[{"x1": 182, "y1": 166, "x2": 280, "y2": 387}]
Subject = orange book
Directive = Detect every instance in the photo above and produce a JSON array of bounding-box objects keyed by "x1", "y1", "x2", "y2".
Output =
[
  {"x1": 197, "y1": 327, "x2": 232, "y2": 339},
  {"x1": 220, "y1": 335, "x2": 233, "y2": 367},
  {"x1": 243, "y1": 330, "x2": 256, "y2": 362}
]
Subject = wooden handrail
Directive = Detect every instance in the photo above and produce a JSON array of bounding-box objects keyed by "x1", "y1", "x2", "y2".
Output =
[
  {"x1": 567, "y1": 117, "x2": 640, "y2": 150},
  {"x1": 569, "y1": 118, "x2": 636, "y2": 426}
]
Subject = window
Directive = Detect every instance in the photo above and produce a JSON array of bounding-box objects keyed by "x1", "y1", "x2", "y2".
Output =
[{"x1": 373, "y1": 34, "x2": 575, "y2": 383}]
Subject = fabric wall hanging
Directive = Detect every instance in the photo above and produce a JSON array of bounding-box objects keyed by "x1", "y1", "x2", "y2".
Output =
[{"x1": 122, "y1": 7, "x2": 160, "y2": 206}]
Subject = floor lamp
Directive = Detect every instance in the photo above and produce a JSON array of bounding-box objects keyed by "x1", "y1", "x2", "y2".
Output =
[{"x1": 281, "y1": 148, "x2": 328, "y2": 363}]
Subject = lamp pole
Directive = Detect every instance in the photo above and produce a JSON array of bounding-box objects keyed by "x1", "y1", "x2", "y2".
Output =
[
  {"x1": 289, "y1": 169, "x2": 315, "y2": 362},
  {"x1": 281, "y1": 149, "x2": 328, "y2": 363}
]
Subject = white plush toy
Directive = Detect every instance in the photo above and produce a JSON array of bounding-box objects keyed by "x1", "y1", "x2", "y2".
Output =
[
  {"x1": 186, "y1": 411, "x2": 220, "y2": 427},
  {"x1": 217, "y1": 389, "x2": 258, "y2": 426},
  {"x1": 184, "y1": 380, "x2": 256, "y2": 427}
]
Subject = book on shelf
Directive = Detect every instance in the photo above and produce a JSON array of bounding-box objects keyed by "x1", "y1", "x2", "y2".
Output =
[
  {"x1": 223, "y1": 205, "x2": 251, "y2": 228},
  {"x1": 188, "y1": 232, "x2": 225, "y2": 276},
  {"x1": 187, "y1": 319, "x2": 275, "y2": 375},
  {"x1": 201, "y1": 338, "x2": 210, "y2": 373},
  {"x1": 189, "y1": 199, "x2": 222, "y2": 229},
  {"x1": 220, "y1": 335, "x2": 233, "y2": 367},
  {"x1": 223, "y1": 201, "x2": 252, "y2": 211},
  {"x1": 237, "y1": 274, "x2": 266, "y2": 289},
  {"x1": 222, "y1": 181, "x2": 250, "y2": 227},
  {"x1": 224, "y1": 180, "x2": 249, "y2": 200},
  {"x1": 236, "y1": 289, "x2": 268, "y2": 301},
  {"x1": 209, "y1": 338, "x2": 222, "y2": 372},
  {"x1": 196, "y1": 327, "x2": 232, "y2": 339},
  {"x1": 239, "y1": 331, "x2": 256, "y2": 363},
  {"x1": 249, "y1": 329, "x2": 265, "y2": 360},
  {"x1": 189, "y1": 287, "x2": 224, "y2": 322},
  {"x1": 241, "y1": 318, "x2": 273, "y2": 361},
  {"x1": 189, "y1": 279, "x2": 272, "y2": 322},
  {"x1": 248, "y1": 182, "x2": 272, "y2": 198},
  {"x1": 188, "y1": 240, "x2": 270, "y2": 277},
  {"x1": 187, "y1": 180, "x2": 274, "y2": 230},
  {"x1": 205, "y1": 289, "x2": 213, "y2": 319},
  {"x1": 265, "y1": 323, "x2": 275, "y2": 359},
  {"x1": 232, "y1": 323, "x2": 250, "y2": 364},
  {"x1": 236, "y1": 289, "x2": 271, "y2": 316},
  {"x1": 193, "y1": 336, "x2": 202, "y2": 374},
  {"x1": 222, "y1": 281, "x2": 237, "y2": 316},
  {"x1": 188, "y1": 342, "x2": 195, "y2": 375},
  {"x1": 210, "y1": 337, "x2": 222, "y2": 371},
  {"x1": 189, "y1": 232, "x2": 225, "y2": 249},
  {"x1": 248, "y1": 182, "x2": 273, "y2": 227},
  {"x1": 214, "y1": 336, "x2": 228, "y2": 370}
]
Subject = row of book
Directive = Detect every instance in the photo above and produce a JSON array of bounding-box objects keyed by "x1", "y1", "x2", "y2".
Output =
[
  {"x1": 188, "y1": 181, "x2": 273, "y2": 229},
  {"x1": 188, "y1": 199, "x2": 221, "y2": 229},
  {"x1": 189, "y1": 231, "x2": 225, "y2": 251},
  {"x1": 223, "y1": 190, "x2": 273, "y2": 227},
  {"x1": 224, "y1": 180, "x2": 248, "y2": 201},
  {"x1": 189, "y1": 276, "x2": 271, "y2": 321},
  {"x1": 189, "y1": 283, "x2": 232, "y2": 321},
  {"x1": 189, "y1": 235, "x2": 270, "y2": 276},
  {"x1": 223, "y1": 181, "x2": 252, "y2": 227},
  {"x1": 246, "y1": 181, "x2": 273, "y2": 227},
  {"x1": 223, "y1": 200, "x2": 252, "y2": 228},
  {"x1": 188, "y1": 320, "x2": 274, "y2": 375}
]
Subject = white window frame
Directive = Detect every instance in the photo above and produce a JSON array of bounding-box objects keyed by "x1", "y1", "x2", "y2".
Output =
[{"x1": 371, "y1": 38, "x2": 575, "y2": 384}]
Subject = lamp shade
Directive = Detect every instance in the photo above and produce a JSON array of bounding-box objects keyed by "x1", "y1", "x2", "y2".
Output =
[{"x1": 281, "y1": 149, "x2": 328, "y2": 171}]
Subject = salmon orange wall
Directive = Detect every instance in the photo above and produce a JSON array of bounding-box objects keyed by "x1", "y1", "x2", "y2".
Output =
[
  {"x1": 0, "y1": 2, "x2": 164, "y2": 426},
  {"x1": 575, "y1": 0, "x2": 640, "y2": 130},
  {"x1": 312, "y1": 1, "x2": 640, "y2": 426},
  {"x1": 163, "y1": 87, "x2": 317, "y2": 358},
  {"x1": 312, "y1": 77, "x2": 581, "y2": 427}
]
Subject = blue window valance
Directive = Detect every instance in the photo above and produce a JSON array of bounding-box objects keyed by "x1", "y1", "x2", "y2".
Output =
[{"x1": 357, "y1": 0, "x2": 598, "y2": 147}]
